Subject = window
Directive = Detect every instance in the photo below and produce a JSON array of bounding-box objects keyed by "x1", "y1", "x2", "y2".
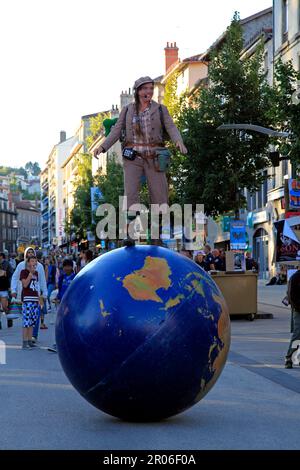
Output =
[{"x1": 282, "y1": 0, "x2": 289, "y2": 43}]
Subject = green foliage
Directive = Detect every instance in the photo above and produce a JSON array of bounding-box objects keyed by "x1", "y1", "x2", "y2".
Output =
[
  {"x1": 164, "y1": 73, "x2": 181, "y2": 120},
  {"x1": 94, "y1": 154, "x2": 124, "y2": 208},
  {"x1": 173, "y1": 12, "x2": 272, "y2": 216},
  {"x1": 0, "y1": 166, "x2": 27, "y2": 177},
  {"x1": 69, "y1": 153, "x2": 93, "y2": 238},
  {"x1": 266, "y1": 59, "x2": 300, "y2": 168},
  {"x1": 85, "y1": 112, "x2": 110, "y2": 149},
  {"x1": 20, "y1": 190, "x2": 40, "y2": 201},
  {"x1": 94, "y1": 154, "x2": 124, "y2": 239},
  {"x1": 25, "y1": 161, "x2": 41, "y2": 176}
]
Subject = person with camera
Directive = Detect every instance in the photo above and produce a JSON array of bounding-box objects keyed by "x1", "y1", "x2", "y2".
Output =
[{"x1": 93, "y1": 76, "x2": 187, "y2": 246}]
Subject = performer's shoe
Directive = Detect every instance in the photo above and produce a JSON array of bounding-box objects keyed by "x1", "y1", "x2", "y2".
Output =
[{"x1": 284, "y1": 359, "x2": 293, "y2": 369}]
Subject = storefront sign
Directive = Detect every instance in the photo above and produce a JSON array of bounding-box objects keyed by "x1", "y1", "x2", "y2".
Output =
[
  {"x1": 230, "y1": 220, "x2": 247, "y2": 250},
  {"x1": 274, "y1": 220, "x2": 300, "y2": 262},
  {"x1": 252, "y1": 210, "x2": 268, "y2": 225},
  {"x1": 289, "y1": 179, "x2": 300, "y2": 208}
]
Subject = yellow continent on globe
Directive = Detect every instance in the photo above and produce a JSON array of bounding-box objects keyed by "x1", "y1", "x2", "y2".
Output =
[{"x1": 122, "y1": 256, "x2": 172, "y2": 302}]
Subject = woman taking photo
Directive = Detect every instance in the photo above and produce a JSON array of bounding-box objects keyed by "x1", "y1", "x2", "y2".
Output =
[{"x1": 94, "y1": 76, "x2": 187, "y2": 246}]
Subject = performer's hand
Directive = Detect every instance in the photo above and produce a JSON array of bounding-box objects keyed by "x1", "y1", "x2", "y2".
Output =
[
  {"x1": 94, "y1": 146, "x2": 104, "y2": 159},
  {"x1": 176, "y1": 141, "x2": 188, "y2": 154}
]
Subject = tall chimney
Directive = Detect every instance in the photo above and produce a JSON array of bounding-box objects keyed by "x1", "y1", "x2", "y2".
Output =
[
  {"x1": 60, "y1": 131, "x2": 66, "y2": 143},
  {"x1": 164, "y1": 42, "x2": 179, "y2": 73}
]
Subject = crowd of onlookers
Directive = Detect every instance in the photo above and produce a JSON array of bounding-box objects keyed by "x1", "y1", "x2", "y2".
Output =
[
  {"x1": 180, "y1": 244, "x2": 259, "y2": 273},
  {"x1": 0, "y1": 247, "x2": 95, "y2": 350},
  {"x1": 1, "y1": 243, "x2": 298, "y2": 368},
  {"x1": 1, "y1": 243, "x2": 259, "y2": 346}
]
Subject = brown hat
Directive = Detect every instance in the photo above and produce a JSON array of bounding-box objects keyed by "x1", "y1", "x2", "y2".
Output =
[{"x1": 133, "y1": 76, "x2": 154, "y2": 91}]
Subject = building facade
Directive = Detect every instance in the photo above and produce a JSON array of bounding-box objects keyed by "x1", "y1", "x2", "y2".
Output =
[
  {"x1": 41, "y1": 132, "x2": 77, "y2": 248},
  {"x1": 15, "y1": 199, "x2": 41, "y2": 248},
  {"x1": 0, "y1": 191, "x2": 18, "y2": 253},
  {"x1": 250, "y1": 0, "x2": 300, "y2": 277}
]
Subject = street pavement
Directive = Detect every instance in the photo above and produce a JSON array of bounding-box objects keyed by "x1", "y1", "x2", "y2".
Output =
[{"x1": 0, "y1": 281, "x2": 299, "y2": 450}]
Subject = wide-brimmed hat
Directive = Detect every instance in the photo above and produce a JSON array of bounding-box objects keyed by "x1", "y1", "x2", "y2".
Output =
[{"x1": 133, "y1": 76, "x2": 154, "y2": 91}]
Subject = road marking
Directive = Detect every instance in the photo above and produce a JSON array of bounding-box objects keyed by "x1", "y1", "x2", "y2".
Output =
[{"x1": 0, "y1": 379, "x2": 73, "y2": 390}]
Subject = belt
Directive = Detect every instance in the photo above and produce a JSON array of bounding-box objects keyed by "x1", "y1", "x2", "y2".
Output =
[{"x1": 125, "y1": 142, "x2": 165, "y2": 148}]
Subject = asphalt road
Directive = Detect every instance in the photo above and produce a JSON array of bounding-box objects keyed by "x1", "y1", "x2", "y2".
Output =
[{"x1": 0, "y1": 282, "x2": 299, "y2": 450}]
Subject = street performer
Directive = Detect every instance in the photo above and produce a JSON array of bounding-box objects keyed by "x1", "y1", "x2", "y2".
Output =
[{"x1": 94, "y1": 76, "x2": 187, "y2": 246}]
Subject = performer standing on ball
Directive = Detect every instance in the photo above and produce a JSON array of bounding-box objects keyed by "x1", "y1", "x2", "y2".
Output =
[{"x1": 94, "y1": 76, "x2": 187, "y2": 246}]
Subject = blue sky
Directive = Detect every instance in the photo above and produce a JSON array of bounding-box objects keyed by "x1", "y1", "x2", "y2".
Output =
[{"x1": 0, "y1": 0, "x2": 272, "y2": 168}]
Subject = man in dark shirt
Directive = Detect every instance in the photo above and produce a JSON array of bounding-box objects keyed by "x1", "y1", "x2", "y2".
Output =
[
  {"x1": 212, "y1": 249, "x2": 225, "y2": 271},
  {"x1": 203, "y1": 245, "x2": 215, "y2": 272},
  {"x1": 245, "y1": 252, "x2": 259, "y2": 272},
  {"x1": 285, "y1": 267, "x2": 300, "y2": 368}
]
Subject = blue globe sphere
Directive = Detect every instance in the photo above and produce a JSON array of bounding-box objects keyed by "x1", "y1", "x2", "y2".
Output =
[{"x1": 56, "y1": 246, "x2": 230, "y2": 421}]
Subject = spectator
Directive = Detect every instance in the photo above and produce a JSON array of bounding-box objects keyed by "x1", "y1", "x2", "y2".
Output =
[
  {"x1": 9, "y1": 253, "x2": 17, "y2": 271},
  {"x1": 0, "y1": 252, "x2": 13, "y2": 329},
  {"x1": 266, "y1": 265, "x2": 287, "y2": 286},
  {"x1": 48, "y1": 259, "x2": 76, "y2": 353},
  {"x1": 203, "y1": 245, "x2": 215, "y2": 272},
  {"x1": 219, "y1": 249, "x2": 227, "y2": 271},
  {"x1": 245, "y1": 252, "x2": 259, "y2": 272},
  {"x1": 285, "y1": 267, "x2": 300, "y2": 369},
  {"x1": 16, "y1": 252, "x2": 24, "y2": 266},
  {"x1": 194, "y1": 252, "x2": 206, "y2": 269},
  {"x1": 36, "y1": 251, "x2": 49, "y2": 330},
  {"x1": 180, "y1": 249, "x2": 193, "y2": 259},
  {"x1": 212, "y1": 249, "x2": 225, "y2": 271},
  {"x1": 76, "y1": 250, "x2": 86, "y2": 273},
  {"x1": 11, "y1": 247, "x2": 47, "y2": 343},
  {"x1": 45, "y1": 256, "x2": 59, "y2": 310},
  {"x1": 20, "y1": 255, "x2": 42, "y2": 349},
  {"x1": 84, "y1": 250, "x2": 94, "y2": 265}
]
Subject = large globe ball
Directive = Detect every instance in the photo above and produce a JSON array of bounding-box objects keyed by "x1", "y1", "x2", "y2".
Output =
[{"x1": 56, "y1": 246, "x2": 230, "y2": 421}]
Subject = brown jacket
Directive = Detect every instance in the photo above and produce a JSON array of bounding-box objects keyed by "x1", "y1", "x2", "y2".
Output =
[{"x1": 101, "y1": 100, "x2": 183, "y2": 151}]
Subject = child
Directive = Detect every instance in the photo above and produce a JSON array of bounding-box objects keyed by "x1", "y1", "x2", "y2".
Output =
[
  {"x1": 57, "y1": 259, "x2": 76, "y2": 302},
  {"x1": 48, "y1": 259, "x2": 75, "y2": 353},
  {"x1": 20, "y1": 255, "x2": 42, "y2": 349}
]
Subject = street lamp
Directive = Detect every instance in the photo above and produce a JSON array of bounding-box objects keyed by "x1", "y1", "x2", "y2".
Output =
[{"x1": 217, "y1": 124, "x2": 290, "y2": 138}]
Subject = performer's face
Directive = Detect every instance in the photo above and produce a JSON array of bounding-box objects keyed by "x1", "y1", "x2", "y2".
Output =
[{"x1": 138, "y1": 83, "x2": 154, "y2": 103}]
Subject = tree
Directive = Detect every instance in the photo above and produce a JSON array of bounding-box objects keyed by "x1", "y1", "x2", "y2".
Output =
[
  {"x1": 69, "y1": 153, "x2": 93, "y2": 239},
  {"x1": 174, "y1": 12, "x2": 273, "y2": 217},
  {"x1": 25, "y1": 161, "x2": 41, "y2": 176},
  {"x1": 94, "y1": 154, "x2": 124, "y2": 241},
  {"x1": 85, "y1": 112, "x2": 110, "y2": 149},
  {"x1": 266, "y1": 59, "x2": 300, "y2": 169},
  {"x1": 68, "y1": 112, "x2": 110, "y2": 238}
]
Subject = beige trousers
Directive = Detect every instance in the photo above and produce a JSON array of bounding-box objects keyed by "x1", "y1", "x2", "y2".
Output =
[{"x1": 123, "y1": 156, "x2": 169, "y2": 211}]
